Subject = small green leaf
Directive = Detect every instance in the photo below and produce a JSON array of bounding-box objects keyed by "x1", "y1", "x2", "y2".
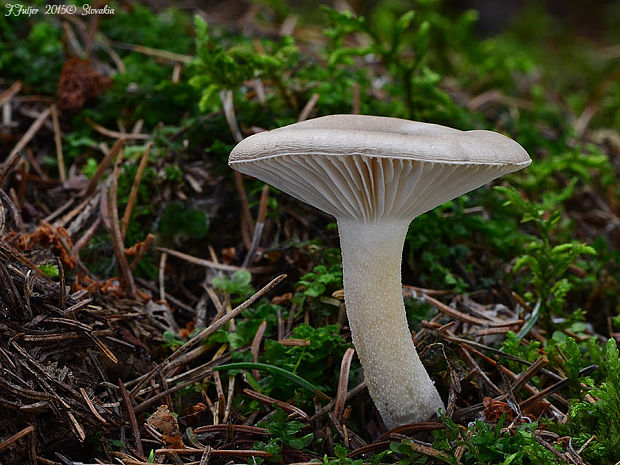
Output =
[{"x1": 39, "y1": 263, "x2": 59, "y2": 278}]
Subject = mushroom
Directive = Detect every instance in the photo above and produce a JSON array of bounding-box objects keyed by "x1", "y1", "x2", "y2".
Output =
[{"x1": 229, "y1": 115, "x2": 530, "y2": 428}]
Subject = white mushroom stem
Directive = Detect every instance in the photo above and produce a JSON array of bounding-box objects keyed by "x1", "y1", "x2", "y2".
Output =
[{"x1": 337, "y1": 218, "x2": 445, "y2": 429}]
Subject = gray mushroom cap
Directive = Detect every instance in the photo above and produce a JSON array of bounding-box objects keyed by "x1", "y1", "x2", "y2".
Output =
[{"x1": 229, "y1": 114, "x2": 530, "y2": 222}]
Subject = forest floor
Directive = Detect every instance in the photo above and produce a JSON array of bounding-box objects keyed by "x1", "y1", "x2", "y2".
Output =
[{"x1": 1, "y1": 1, "x2": 620, "y2": 464}]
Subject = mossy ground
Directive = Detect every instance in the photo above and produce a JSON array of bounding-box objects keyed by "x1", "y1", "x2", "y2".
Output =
[{"x1": 0, "y1": 1, "x2": 619, "y2": 464}]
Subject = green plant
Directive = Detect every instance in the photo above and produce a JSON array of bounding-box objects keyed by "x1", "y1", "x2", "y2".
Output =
[
  {"x1": 406, "y1": 192, "x2": 527, "y2": 291},
  {"x1": 0, "y1": 17, "x2": 63, "y2": 94},
  {"x1": 215, "y1": 362, "x2": 326, "y2": 399},
  {"x1": 559, "y1": 339, "x2": 620, "y2": 464},
  {"x1": 297, "y1": 263, "x2": 343, "y2": 298},
  {"x1": 518, "y1": 146, "x2": 615, "y2": 194},
  {"x1": 316, "y1": 444, "x2": 389, "y2": 464},
  {"x1": 501, "y1": 331, "x2": 542, "y2": 373},
  {"x1": 433, "y1": 416, "x2": 562, "y2": 464},
  {"x1": 212, "y1": 270, "x2": 255, "y2": 302},
  {"x1": 320, "y1": 5, "x2": 475, "y2": 125},
  {"x1": 406, "y1": 200, "x2": 473, "y2": 292},
  {"x1": 158, "y1": 202, "x2": 209, "y2": 240},
  {"x1": 262, "y1": 324, "x2": 349, "y2": 401},
  {"x1": 163, "y1": 164, "x2": 183, "y2": 183},
  {"x1": 5, "y1": 1, "x2": 620, "y2": 462},
  {"x1": 190, "y1": 16, "x2": 299, "y2": 113},
  {"x1": 209, "y1": 301, "x2": 281, "y2": 347},
  {"x1": 81, "y1": 158, "x2": 99, "y2": 178},
  {"x1": 101, "y1": 5, "x2": 193, "y2": 53},
  {"x1": 162, "y1": 329, "x2": 193, "y2": 351},
  {"x1": 497, "y1": 186, "x2": 596, "y2": 330},
  {"x1": 96, "y1": 5, "x2": 199, "y2": 127},
  {"x1": 39, "y1": 263, "x2": 59, "y2": 278},
  {"x1": 290, "y1": 249, "x2": 345, "y2": 319},
  {"x1": 254, "y1": 408, "x2": 314, "y2": 462}
]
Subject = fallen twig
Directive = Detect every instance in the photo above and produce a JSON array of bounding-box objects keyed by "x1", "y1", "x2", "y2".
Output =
[
  {"x1": 0, "y1": 425, "x2": 34, "y2": 453},
  {"x1": 0, "y1": 81, "x2": 22, "y2": 106},
  {"x1": 424, "y1": 295, "x2": 523, "y2": 328},
  {"x1": 83, "y1": 138, "x2": 124, "y2": 197},
  {"x1": 158, "y1": 251, "x2": 167, "y2": 301},
  {"x1": 243, "y1": 184, "x2": 270, "y2": 267},
  {"x1": 111, "y1": 41, "x2": 193, "y2": 63},
  {"x1": 298, "y1": 92, "x2": 319, "y2": 122},
  {"x1": 130, "y1": 274, "x2": 286, "y2": 394},
  {"x1": 79, "y1": 387, "x2": 107, "y2": 425},
  {"x1": 156, "y1": 246, "x2": 272, "y2": 273},
  {"x1": 242, "y1": 388, "x2": 310, "y2": 421},
  {"x1": 129, "y1": 233, "x2": 155, "y2": 271},
  {"x1": 50, "y1": 104, "x2": 66, "y2": 183},
  {"x1": 2, "y1": 107, "x2": 51, "y2": 185},
  {"x1": 106, "y1": 146, "x2": 137, "y2": 298},
  {"x1": 334, "y1": 347, "x2": 355, "y2": 421},
  {"x1": 121, "y1": 142, "x2": 152, "y2": 238},
  {"x1": 251, "y1": 320, "x2": 268, "y2": 380},
  {"x1": 86, "y1": 117, "x2": 151, "y2": 140},
  {"x1": 519, "y1": 365, "x2": 598, "y2": 410},
  {"x1": 155, "y1": 448, "x2": 272, "y2": 457},
  {"x1": 193, "y1": 424, "x2": 268, "y2": 435},
  {"x1": 118, "y1": 380, "x2": 144, "y2": 456}
]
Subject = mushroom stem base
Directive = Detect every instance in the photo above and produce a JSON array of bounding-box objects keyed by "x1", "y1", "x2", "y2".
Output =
[{"x1": 338, "y1": 219, "x2": 445, "y2": 429}]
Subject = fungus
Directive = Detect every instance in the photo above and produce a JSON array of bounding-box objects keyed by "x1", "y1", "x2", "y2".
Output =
[{"x1": 229, "y1": 115, "x2": 531, "y2": 428}]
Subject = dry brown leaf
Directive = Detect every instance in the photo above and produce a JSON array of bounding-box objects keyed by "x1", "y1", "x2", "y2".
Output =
[
  {"x1": 482, "y1": 397, "x2": 514, "y2": 422},
  {"x1": 146, "y1": 405, "x2": 185, "y2": 449},
  {"x1": 57, "y1": 58, "x2": 112, "y2": 113}
]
